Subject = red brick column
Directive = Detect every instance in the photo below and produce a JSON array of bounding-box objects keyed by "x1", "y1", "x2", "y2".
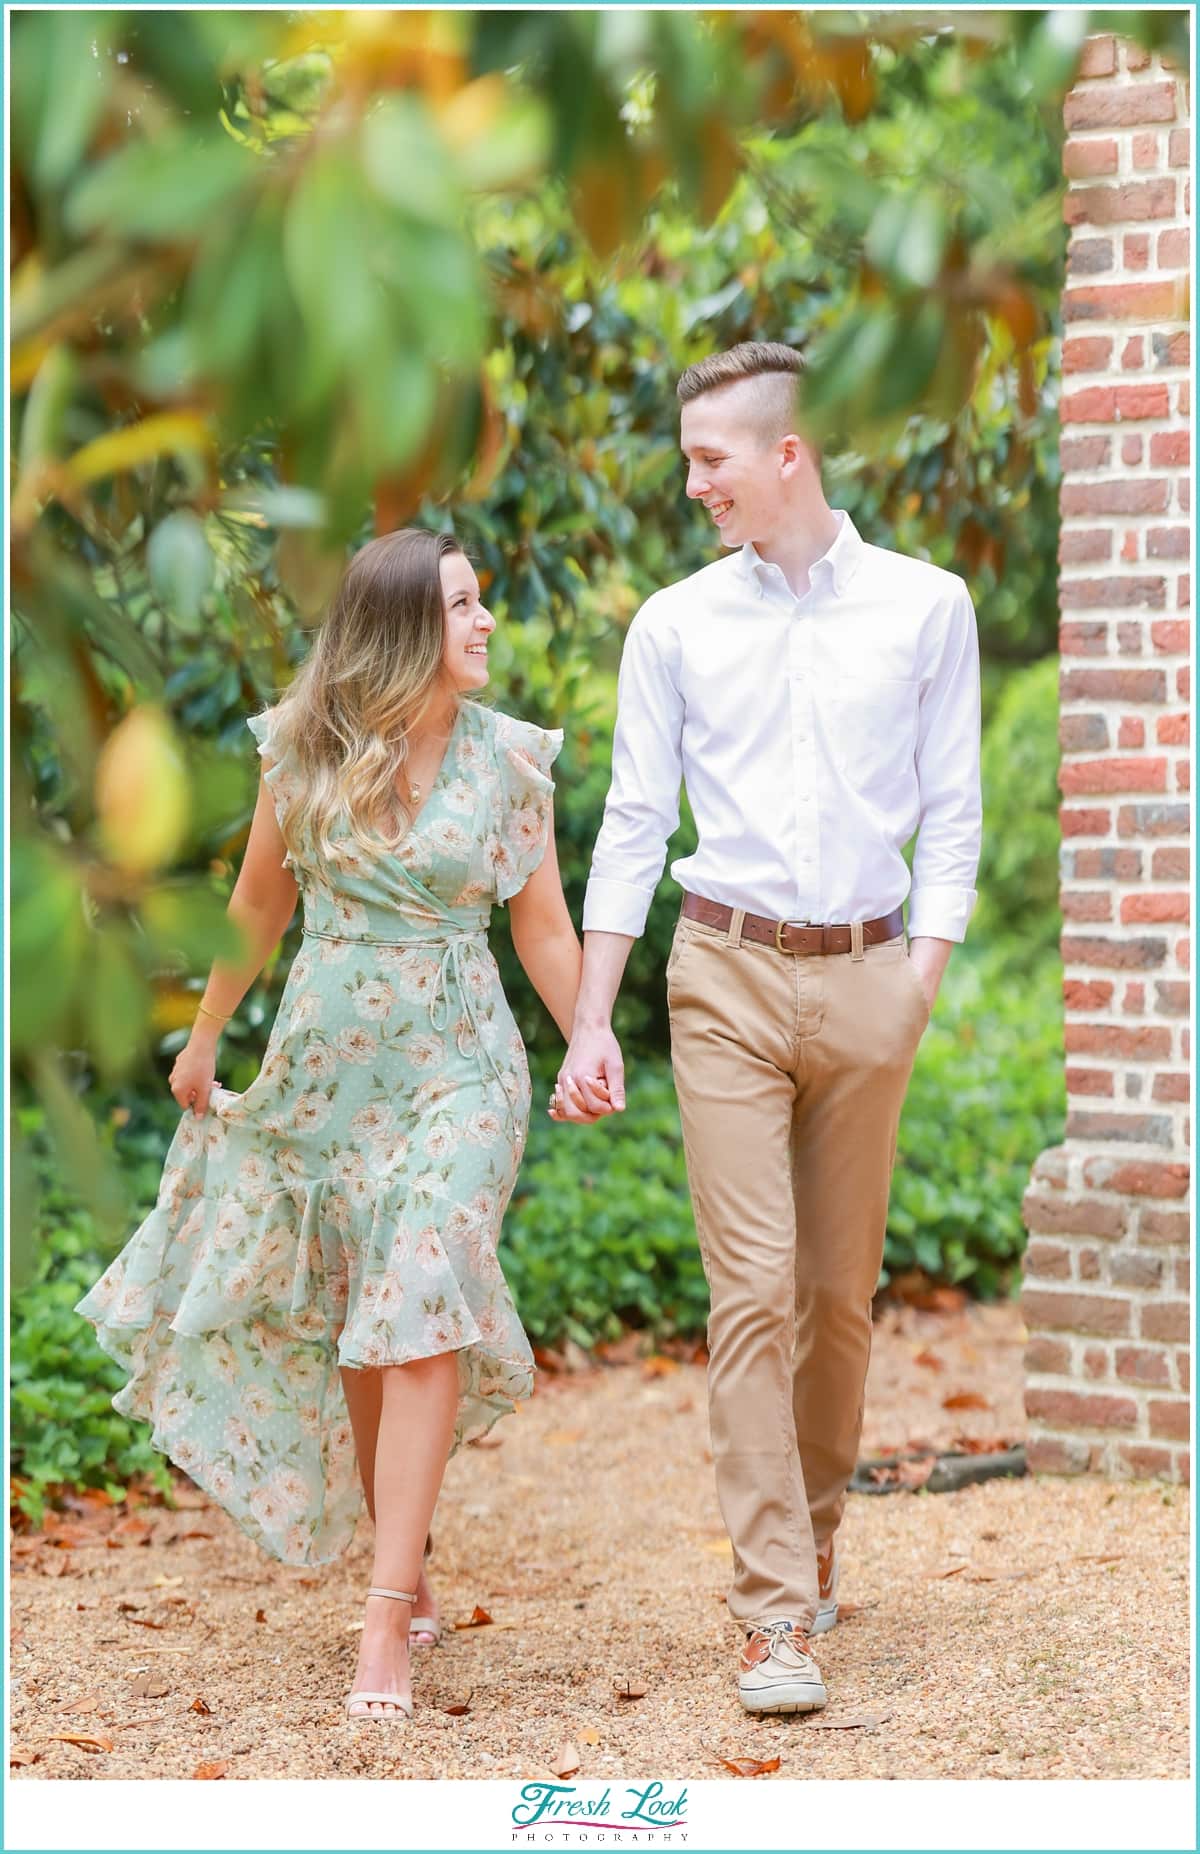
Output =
[{"x1": 1022, "y1": 34, "x2": 1191, "y2": 1482}]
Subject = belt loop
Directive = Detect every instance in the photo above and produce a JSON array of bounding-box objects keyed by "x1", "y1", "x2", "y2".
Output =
[
  {"x1": 725, "y1": 907, "x2": 745, "y2": 950},
  {"x1": 850, "y1": 919, "x2": 865, "y2": 962}
]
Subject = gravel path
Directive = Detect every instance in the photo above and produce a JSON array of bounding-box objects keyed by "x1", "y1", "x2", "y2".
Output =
[{"x1": 10, "y1": 1304, "x2": 1190, "y2": 1781}]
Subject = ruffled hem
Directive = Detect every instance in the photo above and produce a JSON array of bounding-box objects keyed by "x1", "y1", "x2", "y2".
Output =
[
  {"x1": 247, "y1": 707, "x2": 297, "y2": 873},
  {"x1": 491, "y1": 712, "x2": 564, "y2": 902}
]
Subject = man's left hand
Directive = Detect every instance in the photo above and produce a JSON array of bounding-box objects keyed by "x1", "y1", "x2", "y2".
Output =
[{"x1": 907, "y1": 935, "x2": 954, "y2": 1011}]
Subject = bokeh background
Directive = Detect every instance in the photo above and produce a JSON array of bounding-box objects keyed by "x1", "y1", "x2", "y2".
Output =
[{"x1": 10, "y1": 8, "x2": 1188, "y2": 1520}]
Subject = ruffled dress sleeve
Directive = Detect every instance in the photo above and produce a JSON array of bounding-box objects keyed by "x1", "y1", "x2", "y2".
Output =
[
  {"x1": 490, "y1": 710, "x2": 565, "y2": 902},
  {"x1": 247, "y1": 706, "x2": 298, "y2": 873}
]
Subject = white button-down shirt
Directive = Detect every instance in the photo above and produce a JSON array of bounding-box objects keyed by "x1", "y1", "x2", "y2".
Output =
[{"x1": 582, "y1": 511, "x2": 982, "y2": 943}]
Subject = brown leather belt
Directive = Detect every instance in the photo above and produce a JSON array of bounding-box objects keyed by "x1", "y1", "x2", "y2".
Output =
[{"x1": 681, "y1": 893, "x2": 906, "y2": 956}]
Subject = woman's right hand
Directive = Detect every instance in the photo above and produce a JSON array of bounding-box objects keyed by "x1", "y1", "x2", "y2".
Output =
[{"x1": 169, "y1": 1031, "x2": 219, "y2": 1116}]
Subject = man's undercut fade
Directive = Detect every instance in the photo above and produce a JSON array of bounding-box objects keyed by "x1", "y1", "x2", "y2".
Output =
[{"x1": 676, "y1": 342, "x2": 810, "y2": 448}]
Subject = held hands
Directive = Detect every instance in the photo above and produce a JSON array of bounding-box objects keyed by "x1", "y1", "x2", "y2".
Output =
[
  {"x1": 549, "y1": 1024, "x2": 626, "y2": 1124},
  {"x1": 169, "y1": 1027, "x2": 219, "y2": 1116}
]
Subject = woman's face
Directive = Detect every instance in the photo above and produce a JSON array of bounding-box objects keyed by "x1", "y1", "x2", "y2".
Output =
[{"x1": 439, "y1": 551, "x2": 496, "y2": 694}]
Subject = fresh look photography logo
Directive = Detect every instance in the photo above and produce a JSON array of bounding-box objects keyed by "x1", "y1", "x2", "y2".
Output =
[{"x1": 510, "y1": 1781, "x2": 689, "y2": 1842}]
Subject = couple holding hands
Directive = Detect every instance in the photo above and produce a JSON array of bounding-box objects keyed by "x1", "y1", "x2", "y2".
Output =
[{"x1": 78, "y1": 342, "x2": 982, "y2": 1725}]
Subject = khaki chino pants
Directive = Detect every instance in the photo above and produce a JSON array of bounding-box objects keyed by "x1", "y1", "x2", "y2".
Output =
[{"x1": 666, "y1": 912, "x2": 931, "y2": 1630}]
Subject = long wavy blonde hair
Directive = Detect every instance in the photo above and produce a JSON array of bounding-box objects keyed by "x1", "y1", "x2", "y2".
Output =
[{"x1": 267, "y1": 527, "x2": 464, "y2": 864}]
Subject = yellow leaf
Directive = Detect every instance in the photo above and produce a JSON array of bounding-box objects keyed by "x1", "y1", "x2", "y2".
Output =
[
  {"x1": 704, "y1": 1538, "x2": 733, "y2": 1554},
  {"x1": 580, "y1": 1728, "x2": 601, "y2": 1745},
  {"x1": 66, "y1": 413, "x2": 213, "y2": 489},
  {"x1": 95, "y1": 706, "x2": 190, "y2": 874}
]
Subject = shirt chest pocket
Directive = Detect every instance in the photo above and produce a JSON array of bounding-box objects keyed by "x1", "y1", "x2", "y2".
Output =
[{"x1": 822, "y1": 675, "x2": 920, "y2": 795}]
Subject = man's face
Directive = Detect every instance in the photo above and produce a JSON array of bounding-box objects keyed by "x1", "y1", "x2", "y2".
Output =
[{"x1": 680, "y1": 388, "x2": 786, "y2": 550}]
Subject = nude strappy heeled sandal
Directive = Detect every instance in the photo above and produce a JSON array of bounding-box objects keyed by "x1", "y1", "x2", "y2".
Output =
[
  {"x1": 410, "y1": 1530, "x2": 441, "y2": 1649},
  {"x1": 345, "y1": 1586, "x2": 416, "y2": 1721}
]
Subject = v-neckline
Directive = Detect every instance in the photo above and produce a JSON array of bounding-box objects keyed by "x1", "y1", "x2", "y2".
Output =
[{"x1": 399, "y1": 705, "x2": 462, "y2": 832}]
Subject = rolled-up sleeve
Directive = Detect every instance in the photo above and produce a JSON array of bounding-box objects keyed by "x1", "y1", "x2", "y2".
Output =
[
  {"x1": 583, "y1": 605, "x2": 684, "y2": 938},
  {"x1": 907, "y1": 582, "x2": 982, "y2": 942}
]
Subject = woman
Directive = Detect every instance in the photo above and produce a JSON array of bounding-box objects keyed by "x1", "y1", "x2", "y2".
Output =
[{"x1": 76, "y1": 528, "x2": 596, "y2": 1722}]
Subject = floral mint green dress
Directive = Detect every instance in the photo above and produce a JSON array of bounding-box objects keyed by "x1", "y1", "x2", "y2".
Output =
[{"x1": 76, "y1": 699, "x2": 562, "y2": 1567}]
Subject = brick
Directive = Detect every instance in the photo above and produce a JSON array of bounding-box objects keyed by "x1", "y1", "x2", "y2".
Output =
[
  {"x1": 1121, "y1": 892, "x2": 1190, "y2": 923},
  {"x1": 1124, "y1": 233, "x2": 1150, "y2": 272},
  {"x1": 1149, "y1": 1399, "x2": 1191, "y2": 1441},
  {"x1": 1025, "y1": 1239, "x2": 1073, "y2": 1280},
  {"x1": 1066, "y1": 1109, "x2": 1173, "y2": 1144},
  {"x1": 1110, "y1": 1250, "x2": 1164, "y2": 1289},
  {"x1": 1158, "y1": 228, "x2": 1191, "y2": 269},
  {"x1": 1178, "y1": 1351, "x2": 1190, "y2": 1394},
  {"x1": 1065, "y1": 1024, "x2": 1171, "y2": 1059},
  {"x1": 1121, "y1": 529, "x2": 1140, "y2": 564},
  {"x1": 1063, "y1": 334, "x2": 1113, "y2": 371},
  {"x1": 1141, "y1": 1301, "x2": 1192, "y2": 1343},
  {"x1": 1068, "y1": 236, "x2": 1113, "y2": 275},
  {"x1": 1152, "y1": 1072, "x2": 1190, "y2": 1103},
  {"x1": 1025, "y1": 1335, "x2": 1072, "y2": 1374},
  {"x1": 1177, "y1": 935, "x2": 1191, "y2": 970},
  {"x1": 1067, "y1": 1065, "x2": 1115, "y2": 1096},
  {"x1": 1147, "y1": 528, "x2": 1191, "y2": 560},
  {"x1": 1064, "y1": 136, "x2": 1119, "y2": 179},
  {"x1": 1149, "y1": 431, "x2": 1190, "y2": 468},
  {"x1": 1060, "y1": 934, "x2": 1167, "y2": 968},
  {"x1": 1139, "y1": 1207, "x2": 1191, "y2": 1242},
  {"x1": 1060, "y1": 578, "x2": 1166, "y2": 611},
  {"x1": 1181, "y1": 381, "x2": 1191, "y2": 417},
  {"x1": 1151, "y1": 330, "x2": 1190, "y2": 369},
  {"x1": 1115, "y1": 384, "x2": 1171, "y2": 420},
  {"x1": 1131, "y1": 134, "x2": 1160, "y2": 172},
  {"x1": 1061, "y1": 435, "x2": 1112, "y2": 472},
  {"x1": 1059, "y1": 619, "x2": 1110, "y2": 655},
  {"x1": 1155, "y1": 716, "x2": 1190, "y2": 747},
  {"x1": 1116, "y1": 1344, "x2": 1172, "y2": 1385},
  {"x1": 1117, "y1": 802, "x2": 1189, "y2": 837},
  {"x1": 1177, "y1": 667, "x2": 1190, "y2": 701},
  {"x1": 1060, "y1": 758, "x2": 1167, "y2": 795},
  {"x1": 1072, "y1": 848, "x2": 1142, "y2": 879},
  {"x1": 1176, "y1": 759, "x2": 1190, "y2": 794},
  {"x1": 1022, "y1": 1193, "x2": 1127, "y2": 1240},
  {"x1": 1063, "y1": 83, "x2": 1178, "y2": 130},
  {"x1": 1155, "y1": 980, "x2": 1191, "y2": 1014},
  {"x1": 1082, "y1": 1340, "x2": 1108, "y2": 1374},
  {"x1": 1179, "y1": 482, "x2": 1190, "y2": 516},
  {"x1": 1152, "y1": 843, "x2": 1191, "y2": 878},
  {"x1": 1065, "y1": 280, "x2": 1188, "y2": 323},
  {"x1": 1027, "y1": 1435, "x2": 1091, "y2": 1474},
  {"x1": 1118, "y1": 620, "x2": 1145, "y2": 655},
  {"x1": 1177, "y1": 1260, "x2": 1191, "y2": 1291},
  {"x1": 1021, "y1": 1288, "x2": 1131, "y2": 1336},
  {"x1": 1169, "y1": 127, "x2": 1191, "y2": 168},
  {"x1": 1121, "y1": 337, "x2": 1144, "y2": 372},
  {"x1": 1063, "y1": 178, "x2": 1177, "y2": 225},
  {"x1": 1061, "y1": 385, "x2": 1114, "y2": 423},
  {"x1": 1152, "y1": 619, "x2": 1191, "y2": 652},
  {"x1": 1077, "y1": 35, "x2": 1116, "y2": 77},
  {"x1": 1030, "y1": 1147, "x2": 1071, "y2": 1189},
  {"x1": 1060, "y1": 667, "x2": 1166, "y2": 702},
  {"x1": 1061, "y1": 888, "x2": 1112, "y2": 920},
  {"x1": 1064, "y1": 978, "x2": 1114, "y2": 1009},
  {"x1": 1060, "y1": 480, "x2": 1170, "y2": 516},
  {"x1": 1179, "y1": 570, "x2": 1191, "y2": 602},
  {"x1": 1061, "y1": 807, "x2": 1111, "y2": 837},
  {"x1": 1117, "y1": 716, "x2": 1144, "y2": 747},
  {"x1": 1117, "y1": 1441, "x2": 1175, "y2": 1477},
  {"x1": 1123, "y1": 44, "x2": 1150, "y2": 71},
  {"x1": 1078, "y1": 1247, "x2": 1102, "y2": 1281},
  {"x1": 1060, "y1": 715, "x2": 1110, "y2": 753},
  {"x1": 1125, "y1": 1072, "x2": 1145, "y2": 1100},
  {"x1": 1123, "y1": 981, "x2": 1146, "y2": 1012},
  {"x1": 1121, "y1": 435, "x2": 1144, "y2": 467},
  {"x1": 1025, "y1": 1387, "x2": 1138, "y2": 1429}
]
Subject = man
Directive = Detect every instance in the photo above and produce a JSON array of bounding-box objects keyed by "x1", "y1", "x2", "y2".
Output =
[{"x1": 553, "y1": 341, "x2": 981, "y2": 1715}]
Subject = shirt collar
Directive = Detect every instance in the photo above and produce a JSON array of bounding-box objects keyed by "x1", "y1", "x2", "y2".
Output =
[{"x1": 738, "y1": 510, "x2": 862, "y2": 600}]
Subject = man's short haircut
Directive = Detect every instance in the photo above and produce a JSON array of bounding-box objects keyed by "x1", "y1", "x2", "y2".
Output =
[{"x1": 676, "y1": 341, "x2": 811, "y2": 449}]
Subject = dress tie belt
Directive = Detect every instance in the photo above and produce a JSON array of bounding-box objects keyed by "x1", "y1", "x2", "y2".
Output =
[{"x1": 302, "y1": 928, "x2": 514, "y2": 1124}]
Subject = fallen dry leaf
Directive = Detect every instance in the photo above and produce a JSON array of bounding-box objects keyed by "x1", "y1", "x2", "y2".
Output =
[
  {"x1": 1074, "y1": 1552, "x2": 1124, "y2": 1564},
  {"x1": 193, "y1": 1759, "x2": 228, "y2": 1780},
  {"x1": 189, "y1": 1697, "x2": 212, "y2": 1715},
  {"x1": 62, "y1": 1692, "x2": 101, "y2": 1713},
  {"x1": 454, "y1": 1605, "x2": 493, "y2": 1630},
  {"x1": 121, "y1": 1614, "x2": 166, "y2": 1630},
  {"x1": 442, "y1": 1697, "x2": 472, "y2": 1717},
  {"x1": 835, "y1": 1599, "x2": 873, "y2": 1619},
  {"x1": 715, "y1": 1754, "x2": 780, "y2": 1778},
  {"x1": 806, "y1": 1712, "x2": 891, "y2": 1732},
  {"x1": 46, "y1": 1733, "x2": 113, "y2": 1753},
  {"x1": 152, "y1": 1574, "x2": 184, "y2": 1588},
  {"x1": 641, "y1": 1356, "x2": 679, "y2": 1378},
  {"x1": 9, "y1": 1746, "x2": 40, "y2": 1767},
  {"x1": 942, "y1": 1391, "x2": 991, "y2": 1412},
  {"x1": 929, "y1": 1563, "x2": 968, "y2": 1579},
  {"x1": 169, "y1": 1529, "x2": 214, "y2": 1543},
  {"x1": 131, "y1": 1675, "x2": 170, "y2": 1699},
  {"x1": 580, "y1": 1728, "x2": 601, "y2": 1746},
  {"x1": 913, "y1": 1349, "x2": 945, "y2": 1372},
  {"x1": 551, "y1": 1741, "x2": 581, "y2": 1777},
  {"x1": 704, "y1": 1538, "x2": 733, "y2": 1554},
  {"x1": 254, "y1": 1609, "x2": 267, "y2": 1624},
  {"x1": 613, "y1": 1680, "x2": 647, "y2": 1701},
  {"x1": 168, "y1": 1489, "x2": 210, "y2": 1511},
  {"x1": 466, "y1": 1434, "x2": 504, "y2": 1449}
]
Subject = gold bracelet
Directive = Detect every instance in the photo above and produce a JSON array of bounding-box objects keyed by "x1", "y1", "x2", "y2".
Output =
[{"x1": 196, "y1": 1003, "x2": 232, "y2": 1024}]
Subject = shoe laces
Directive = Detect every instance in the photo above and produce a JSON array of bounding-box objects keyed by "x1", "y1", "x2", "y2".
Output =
[{"x1": 753, "y1": 1620, "x2": 813, "y2": 1660}]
